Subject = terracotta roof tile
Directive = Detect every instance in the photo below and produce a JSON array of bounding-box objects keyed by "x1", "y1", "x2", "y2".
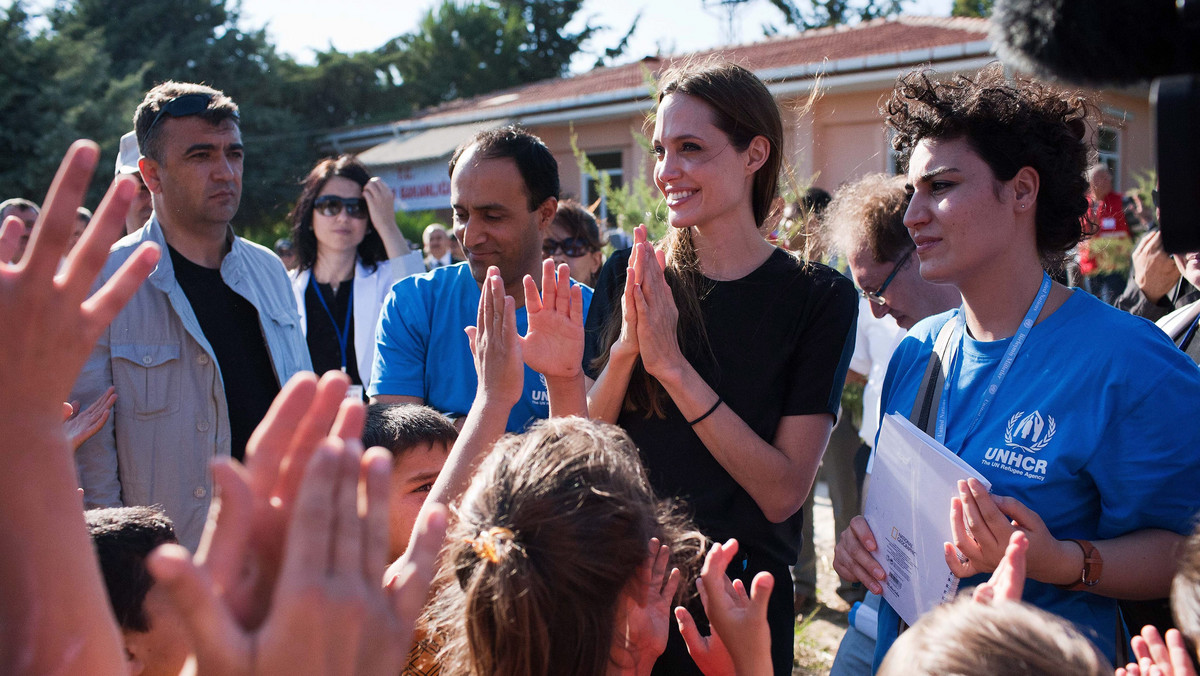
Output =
[{"x1": 410, "y1": 16, "x2": 989, "y2": 123}]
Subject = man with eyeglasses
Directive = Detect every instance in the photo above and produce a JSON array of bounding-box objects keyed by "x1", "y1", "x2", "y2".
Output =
[
  {"x1": 71, "y1": 81, "x2": 311, "y2": 550},
  {"x1": 370, "y1": 126, "x2": 592, "y2": 432},
  {"x1": 821, "y1": 173, "x2": 960, "y2": 676}
]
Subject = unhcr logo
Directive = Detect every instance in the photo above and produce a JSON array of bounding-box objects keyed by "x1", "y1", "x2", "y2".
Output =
[{"x1": 1003, "y1": 410, "x2": 1056, "y2": 454}]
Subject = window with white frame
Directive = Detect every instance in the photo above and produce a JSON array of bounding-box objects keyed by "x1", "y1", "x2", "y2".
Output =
[
  {"x1": 1096, "y1": 126, "x2": 1121, "y2": 190},
  {"x1": 581, "y1": 151, "x2": 623, "y2": 224}
]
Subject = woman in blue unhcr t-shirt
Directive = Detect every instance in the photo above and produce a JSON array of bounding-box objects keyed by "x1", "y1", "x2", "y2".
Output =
[{"x1": 832, "y1": 63, "x2": 1200, "y2": 668}]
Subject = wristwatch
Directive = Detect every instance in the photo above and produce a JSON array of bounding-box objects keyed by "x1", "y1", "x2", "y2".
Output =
[{"x1": 1056, "y1": 538, "x2": 1103, "y2": 591}]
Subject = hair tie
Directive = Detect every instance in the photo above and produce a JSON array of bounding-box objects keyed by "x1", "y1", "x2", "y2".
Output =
[{"x1": 465, "y1": 526, "x2": 516, "y2": 564}]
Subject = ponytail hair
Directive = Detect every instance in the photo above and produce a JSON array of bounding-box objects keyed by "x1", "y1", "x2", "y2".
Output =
[{"x1": 425, "y1": 417, "x2": 704, "y2": 676}]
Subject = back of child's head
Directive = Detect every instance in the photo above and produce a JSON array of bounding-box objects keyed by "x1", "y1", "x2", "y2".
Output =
[
  {"x1": 1173, "y1": 522, "x2": 1200, "y2": 645},
  {"x1": 363, "y1": 402, "x2": 458, "y2": 456},
  {"x1": 426, "y1": 417, "x2": 703, "y2": 676},
  {"x1": 879, "y1": 596, "x2": 1109, "y2": 676},
  {"x1": 85, "y1": 505, "x2": 178, "y2": 632}
]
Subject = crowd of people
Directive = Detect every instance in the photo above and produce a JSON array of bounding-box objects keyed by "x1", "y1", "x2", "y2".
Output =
[{"x1": 3, "y1": 55, "x2": 1200, "y2": 676}]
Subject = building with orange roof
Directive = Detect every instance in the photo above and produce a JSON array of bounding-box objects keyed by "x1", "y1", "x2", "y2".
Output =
[{"x1": 323, "y1": 16, "x2": 1150, "y2": 224}]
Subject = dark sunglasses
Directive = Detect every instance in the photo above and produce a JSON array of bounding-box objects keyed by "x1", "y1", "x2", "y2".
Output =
[
  {"x1": 146, "y1": 93, "x2": 238, "y2": 135},
  {"x1": 543, "y1": 237, "x2": 593, "y2": 258},
  {"x1": 313, "y1": 195, "x2": 369, "y2": 219}
]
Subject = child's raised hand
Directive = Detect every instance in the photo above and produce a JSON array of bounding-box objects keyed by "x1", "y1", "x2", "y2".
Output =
[
  {"x1": 614, "y1": 538, "x2": 682, "y2": 676},
  {"x1": 465, "y1": 266, "x2": 523, "y2": 409},
  {"x1": 679, "y1": 538, "x2": 774, "y2": 676}
]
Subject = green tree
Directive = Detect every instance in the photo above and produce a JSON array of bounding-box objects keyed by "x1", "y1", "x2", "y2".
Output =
[
  {"x1": 950, "y1": 0, "x2": 993, "y2": 17},
  {"x1": 386, "y1": 0, "x2": 633, "y2": 109},
  {"x1": 762, "y1": 0, "x2": 907, "y2": 29}
]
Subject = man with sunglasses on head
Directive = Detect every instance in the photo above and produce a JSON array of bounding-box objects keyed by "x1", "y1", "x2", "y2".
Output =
[
  {"x1": 71, "y1": 81, "x2": 310, "y2": 551},
  {"x1": 370, "y1": 125, "x2": 592, "y2": 432}
]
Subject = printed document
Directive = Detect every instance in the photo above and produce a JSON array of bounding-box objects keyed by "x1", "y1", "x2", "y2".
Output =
[{"x1": 862, "y1": 413, "x2": 991, "y2": 625}]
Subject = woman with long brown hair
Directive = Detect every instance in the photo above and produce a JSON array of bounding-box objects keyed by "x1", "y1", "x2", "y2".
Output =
[{"x1": 582, "y1": 61, "x2": 857, "y2": 675}]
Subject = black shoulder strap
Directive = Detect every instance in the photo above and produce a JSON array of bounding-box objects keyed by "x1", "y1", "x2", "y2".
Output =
[{"x1": 909, "y1": 319, "x2": 958, "y2": 435}]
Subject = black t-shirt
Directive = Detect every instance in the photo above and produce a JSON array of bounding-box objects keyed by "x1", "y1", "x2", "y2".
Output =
[
  {"x1": 169, "y1": 246, "x2": 281, "y2": 462},
  {"x1": 584, "y1": 247, "x2": 858, "y2": 567},
  {"x1": 303, "y1": 277, "x2": 361, "y2": 385}
]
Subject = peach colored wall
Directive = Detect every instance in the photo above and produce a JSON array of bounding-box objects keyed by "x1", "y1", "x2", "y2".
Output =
[{"x1": 394, "y1": 83, "x2": 1152, "y2": 216}]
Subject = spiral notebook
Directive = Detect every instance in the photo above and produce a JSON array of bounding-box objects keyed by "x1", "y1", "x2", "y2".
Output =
[{"x1": 862, "y1": 413, "x2": 991, "y2": 625}]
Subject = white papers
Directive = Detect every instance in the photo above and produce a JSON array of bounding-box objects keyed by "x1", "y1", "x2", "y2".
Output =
[{"x1": 862, "y1": 413, "x2": 991, "y2": 625}]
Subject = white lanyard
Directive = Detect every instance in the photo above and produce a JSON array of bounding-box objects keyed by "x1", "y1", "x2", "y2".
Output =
[{"x1": 935, "y1": 272, "x2": 1052, "y2": 446}]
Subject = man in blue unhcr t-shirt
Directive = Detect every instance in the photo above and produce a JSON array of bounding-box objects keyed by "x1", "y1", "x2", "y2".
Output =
[{"x1": 369, "y1": 126, "x2": 591, "y2": 432}]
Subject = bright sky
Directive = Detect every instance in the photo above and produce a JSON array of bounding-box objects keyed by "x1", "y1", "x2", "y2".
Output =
[{"x1": 238, "y1": 0, "x2": 954, "y2": 72}]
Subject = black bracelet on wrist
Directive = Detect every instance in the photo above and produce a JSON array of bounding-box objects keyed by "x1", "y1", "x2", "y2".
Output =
[{"x1": 688, "y1": 396, "x2": 723, "y2": 426}]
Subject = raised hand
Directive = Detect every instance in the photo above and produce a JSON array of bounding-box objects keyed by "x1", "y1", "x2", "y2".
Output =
[
  {"x1": 64, "y1": 386, "x2": 117, "y2": 451},
  {"x1": 677, "y1": 538, "x2": 774, "y2": 676},
  {"x1": 0, "y1": 215, "x2": 22, "y2": 264},
  {"x1": 0, "y1": 140, "x2": 158, "y2": 420},
  {"x1": 465, "y1": 266, "x2": 523, "y2": 410},
  {"x1": 0, "y1": 140, "x2": 158, "y2": 675},
  {"x1": 1116, "y1": 626, "x2": 1198, "y2": 676},
  {"x1": 613, "y1": 538, "x2": 682, "y2": 676},
  {"x1": 194, "y1": 370, "x2": 362, "y2": 629},
  {"x1": 520, "y1": 258, "x2": 585, "y2": 380},
  {"x1": 970, "y1": 531, "x2": 1028, "y2": 605},
  {"x1": 148, "y1": 438, "x2": 449, "y2": 676}
]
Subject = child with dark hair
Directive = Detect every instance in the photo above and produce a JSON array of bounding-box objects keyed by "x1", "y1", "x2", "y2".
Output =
[
  {"x1": 86, "y1": 506, "x2": 190, "y2": 676},
  {"x1": 396, "y1": 261, "x2": 704, "y2": 676},
  {"x1": 363, "y1": 402, "x2": 457, "y2": 561}
]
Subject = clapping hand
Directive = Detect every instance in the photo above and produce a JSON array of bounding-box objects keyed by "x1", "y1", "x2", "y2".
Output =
[
  {"x1": 630, "y1": 233, "x2": 682, "y2": 381},
  {"x1": 520, "y1": 258, "x2": 585, "y2": 380},
  {"x1": 1116, "y1": 626, "x2": 1198, "y2": 676},
  {"x1": 148, "y1": 436, "x2": 448, "y2": 676},
  {"x1": 676, "y1": 539, "x2": 774, "y2": 676},
  {"x1": 613, "y1": 538, "x2": 682, "y2": 676},
  {"x1": 465, "y1": 266, "x2": 524, "y2": 411},
  {"x1": 193, "y1": 371, "x2": 365, "y2": 630}
]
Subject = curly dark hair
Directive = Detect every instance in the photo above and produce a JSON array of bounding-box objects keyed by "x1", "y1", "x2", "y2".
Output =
[
  {"x1": 884, "y1": 63, "x2": 1096, "y2": 270},
  {"x1": 289, "y1": 155, "x2": 387, "y2": 273}
]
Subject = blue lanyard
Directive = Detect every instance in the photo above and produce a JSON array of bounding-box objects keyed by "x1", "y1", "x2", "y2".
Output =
[
  {"x1": 309, "y1": 273, "x2": 353, "y2": 371},
  {"x1": 935, "y1": 271, "x2": 1052, "y2": 445}
]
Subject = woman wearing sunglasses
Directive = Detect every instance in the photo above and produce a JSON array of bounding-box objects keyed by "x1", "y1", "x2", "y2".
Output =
[
  {"x1": 544, "y1": 199, "x2": 604, "y2": 287},
  {"x1": 288, "y1": 155, "x2": 424, "y2": 397}
]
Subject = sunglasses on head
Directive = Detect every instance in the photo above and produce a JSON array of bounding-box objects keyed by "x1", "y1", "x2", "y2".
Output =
[
  {"x1": 146, "y1": 93, "x2": 238, "y2": 136},
  {"x1": 543, "y1": 237, "x2": 593, "y2": 258},
  {"x1": 313, "y1": 195, "x2": 369, "y2": 219}
]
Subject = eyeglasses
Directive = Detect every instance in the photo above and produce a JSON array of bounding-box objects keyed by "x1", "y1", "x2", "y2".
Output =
[
  {"x1": 146, "y1": 93, "x2": 237, "y2": 136},
  {"x1": 313, "y1": 195, "x2": 369, "y2": 219},
  {"x1": 543, "y1": 237, "x2": 594, "y2": 258},
  {"x1": 860, "y1": 247, "x2": 915, "y2": 306}
]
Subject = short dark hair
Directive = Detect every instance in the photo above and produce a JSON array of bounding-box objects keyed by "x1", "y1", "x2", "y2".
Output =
[
  {"x1": 134, "y1": 81, "x2": 239, "y2": 163},
  {"x1": 85, "y1": 506, "x2": 178, "y2": 632},
  {"x1": 363, "y1": 403, "x2": 458, "y2": 458},
  {"x1": 552, "y1": 199, "x2": 603, "y2": 252},
  {"x1": 448, "y1": 126, "x2": 559, "y2": 211},
  {"x1": 885, "y1": 64, "x2": 1094, "y2": 270},
  {"x1": 289, "y1": 155, "x2": 388, "y2": 273},
  {"x1": 821, "y1": 173, "x2": 912, "y2": 263},
  {"x1": 0, "y1": 198, "x2": 39, "y2": 216}
]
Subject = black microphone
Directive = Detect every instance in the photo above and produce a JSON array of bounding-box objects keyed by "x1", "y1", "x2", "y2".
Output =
[
  {"x1": 991, "y1": 0, "x2": 1192, "y2": 87},
  {"x1": 993, "y1": 0, "x2": 1200, "y2": 253}
]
